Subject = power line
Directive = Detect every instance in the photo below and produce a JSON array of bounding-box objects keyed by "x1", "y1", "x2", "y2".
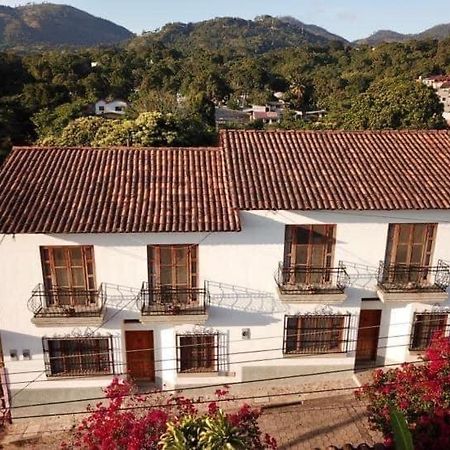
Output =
[
  {"x1": 9, "y1": 353, "x2": 441, "y2": 413},
  {"x1": 2, "y1": 400, "x2": 368, "y2": 436},
  {"x1": 8, "y1": 312, "x2": 447, "y2": 373},
  {"x1": 11, "y1": 355, "x2": 449, "y2": 420},
  {"x1": 3, "y1": 320, "x2": 441, "y2": 380}
]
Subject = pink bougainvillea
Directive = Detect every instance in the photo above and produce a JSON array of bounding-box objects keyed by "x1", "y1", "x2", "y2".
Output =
[
  {"x1": 64, "y1": 378, "x2": 277, "y2": 450},
  {"x1": 356, "y1": 332, "x2": 450, "y2": 449}
]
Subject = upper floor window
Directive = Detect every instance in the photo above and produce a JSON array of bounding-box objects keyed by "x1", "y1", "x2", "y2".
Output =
[
  {"x1": 409, "y1": 312, "x2": 449, "y2": 351},
  {"x1": 148, "y1": 245, "x2": 197, "y2": 288},
  {"x1": 43, "y1": 336, "x2": 113, "y2": 377},
  {"x1": 385, "y1": 224, "x2": 436, "y2": 267},
  {"x1": 383, "y1": 224, "x2": 436, "y2": 284},
  {"x1": 283, "y1": 314, "x2": 350, "y2": 355},
  {"x1": 176, "y1": 333, "x2": 218, "y2": 373},
  {"x1": 283, "y1": 225, "x2": 335, "y2": 284},
  {"x1": 40, "y1": 246, "x2": 96, "y2": 306}
]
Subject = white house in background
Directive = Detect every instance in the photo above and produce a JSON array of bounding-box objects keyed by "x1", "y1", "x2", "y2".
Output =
[
  {"x1": 95, "y1": 99, "x2": 128, "y2": 117},
  {"x1": 420, "y1": 75, "x2": 450, "y2": 125},
  {"x1": 1, "y1": 130, "x2": 450, "y2": 412}
]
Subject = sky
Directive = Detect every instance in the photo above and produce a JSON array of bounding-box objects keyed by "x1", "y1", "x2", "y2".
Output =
[{"x1": 2, "y1": 0, "x2": 450, "y2": 41}]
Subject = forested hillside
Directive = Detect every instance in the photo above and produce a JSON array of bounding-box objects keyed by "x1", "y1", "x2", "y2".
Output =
[
  {"x1": 355, "y1": 23, "x2": 450, "y2": 45},
  {"x1": 0, "y1": 3, "x2": 133, "y2": 50},
  {"x1": 1, "y1": 30, "x2": 450, "y2": 157},
  {"x1": 130, "y1": 16, "x2": 347, "y2": 55}
]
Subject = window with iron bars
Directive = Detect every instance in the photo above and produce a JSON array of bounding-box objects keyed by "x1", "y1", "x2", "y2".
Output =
[
  {"x1": 409, "y1": 312, "x2": 449, "y2": 351},
  {"x1": 176, "y1": 333, "x2": 219, "y2": 373},
  {"x1": 283, "y1": 314, "x2": 351, "y2": 355},
  {"x1": 42, "y1": 336, "x2": 114, "y2": 377}
]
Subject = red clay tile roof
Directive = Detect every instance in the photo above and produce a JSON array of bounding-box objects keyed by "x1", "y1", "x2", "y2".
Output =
[
  {"x1": 0, "y1": 147, "x2": 240, "y2": 233},
  {"x1": 3, "y1": 130, "x2": 450, "y2": 234},
  {"x1": 222, "y1": 129, "x2": 450, "y2": 211}
]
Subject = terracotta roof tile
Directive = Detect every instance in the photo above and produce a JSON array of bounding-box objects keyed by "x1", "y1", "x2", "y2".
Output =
[
  {"x1": 0, "y1": 147, "x2": 240, "y2": 234},
  {"x1": 222, "y1": 129, "x2": 450, "y2": 211}
]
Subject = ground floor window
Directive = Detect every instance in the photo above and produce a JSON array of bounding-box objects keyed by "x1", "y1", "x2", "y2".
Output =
[
  {"x1": 283, "y1": 314, "x2": 351, "y2": 355},
  {"x1": 409, "y1": 312, "x2": 449, "y2": 351},
  {"x1": 176, "y1": 333, "x2": 218, "y2": 373},
  {"x1": 42, "y1": 336, "x2": 113, "y2": 377}
]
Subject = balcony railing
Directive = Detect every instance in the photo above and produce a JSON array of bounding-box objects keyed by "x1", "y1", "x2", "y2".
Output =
[
  {"x1": 28, "y1": 284, "x2": 106, "y2": 318},
  {"x1": 276, "y1": 261, "x2": 349, "y2": 294},
  {"x1": 136, "y1": 283, "x2": 209, "y2": 316},
  {"x1": 377, "y1": 260, "x2": 450, "y2": 293}
]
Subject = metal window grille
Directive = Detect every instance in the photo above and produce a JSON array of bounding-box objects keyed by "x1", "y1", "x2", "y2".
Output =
[
  {"x1": 42, "y1": 336, "x2": 114, "y2": 377},
  {"x1": 283, "y1": 314, "x2": 351, "y2": 355},
  {"x1": 409, "y1": 312, "x2": 449, "y2": 351},
  {"x1": 176, "y1": 333, "x2": 219, "y2": 373}
]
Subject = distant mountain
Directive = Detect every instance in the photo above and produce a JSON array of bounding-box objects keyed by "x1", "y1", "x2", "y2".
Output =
[
  {"x1": 0, "y1": 3, "x2": 133, "y2": 49},
  {"x1": 130, "y1": 15, "x2": 348, "y2": 54},
  {"x1": 355, "y1": 23, "x2": 450, "y2": 45}
]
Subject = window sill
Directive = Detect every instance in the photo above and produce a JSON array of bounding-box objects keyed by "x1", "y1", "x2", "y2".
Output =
[
  {"x1": 139, "y1": 313, "x2": 208, "y2": 325},
  {"x1": 277, "y1": 288, "x2": 347, "y2": 304},
  {"x1": 46, "y1": 372, "x2": 113, "y2": 380},
  {"x1": 31, "y1": 314, "x2": 105, "y2": 327},
  {"x1": 283, "y1": 351, "x2": 348, "y2": 359},
  {"x1": 377, "y1": 289, "x2": 448, "y2": 303},
  {"x1": 177, "y1": 371, "x2": 234, "y2": 378}
]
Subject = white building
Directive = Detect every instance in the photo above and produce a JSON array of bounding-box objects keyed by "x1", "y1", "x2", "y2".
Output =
[
  {"x1": 420, "y1": 75, "x2": 450, "y2": 124},
  {"x1": 1, "y1": 130, "x2": 450, "y2": 412},
  {"x1": 94, "y1": 99, "x2": 128, "y2": 117}
]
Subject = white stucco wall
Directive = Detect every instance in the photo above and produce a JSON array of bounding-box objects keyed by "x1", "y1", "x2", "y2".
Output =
[
  {"x1": 1, "y1": 210, "x2": 450, "y2": 396},
  {"x1": 95, "y1": 100, "x2": 128, "y2": 115}
]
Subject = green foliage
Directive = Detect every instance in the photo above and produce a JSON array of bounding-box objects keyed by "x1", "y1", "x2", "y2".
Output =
[
  {"x1": 2, "y1": 24, "x2": 450, "y2": 157},
  {"x1": 160, "y1": 411, "x2": 245, "y2": 450},
  {"x1": 390, "y1": 409, "x2": 414, "y2": 450},
  {"x1": 342, "y1": 78, "x2": 445, "y2": 129},
  {"x1": 42, "y1": 112, "x2": 215, "y2": 147},
  {"x1": 32, "y1": 100, "x2": 88, "y2": 141},
  {"x1": 57, "y1": 116, "x2": 105, "y2": 146}
]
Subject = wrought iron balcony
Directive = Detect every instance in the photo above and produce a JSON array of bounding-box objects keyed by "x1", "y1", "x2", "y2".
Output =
[
  {"x1": 28, "y1": 284, "x2": 106, "y2": 319},
  {"x1": 377, "y1": 260, "x2": 450, "y2": 294},
  {"x1": 276, "y1": 261, "x2": 349, "y2": 295},
  {"x1": 136, "y1": 283, "x2": 209, "y2": 316}
]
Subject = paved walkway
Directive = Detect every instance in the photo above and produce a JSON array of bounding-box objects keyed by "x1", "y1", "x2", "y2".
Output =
[
  {"x1": 259, "y1": 395, "x2": 383, "y2": 450},
  {"x1": 1, "y1": 373, "x2": 382, "y2": 449}
]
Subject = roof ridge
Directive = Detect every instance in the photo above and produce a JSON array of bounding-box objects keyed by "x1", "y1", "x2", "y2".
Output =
[
  {"x1": 11, "y1": 146, "x2": 222, "y2": 152},
  {"x1": 221, "y1": 129, "x2": 450, "y2": 135}
]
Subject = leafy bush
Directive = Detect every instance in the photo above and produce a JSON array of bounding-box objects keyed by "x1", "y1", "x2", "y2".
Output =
[
  {"x1": 356, "y1": 332, "x2": 450, "y2": 449},
  {"x1": 65, "y1": 379, "x2": 277, "y2": 450}
]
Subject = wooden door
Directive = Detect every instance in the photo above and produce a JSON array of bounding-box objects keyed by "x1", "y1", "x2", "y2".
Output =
[
  {"x1": 125, "y1": 331, "x2": 155, "y2": 381},
  {"x1": 355, "y1": 310, "x2": 382, "y2": 363}
]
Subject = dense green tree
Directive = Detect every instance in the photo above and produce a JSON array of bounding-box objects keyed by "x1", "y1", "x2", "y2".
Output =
[{"x1": 342, "y1": 78, "x2": 446, "y2": 129}]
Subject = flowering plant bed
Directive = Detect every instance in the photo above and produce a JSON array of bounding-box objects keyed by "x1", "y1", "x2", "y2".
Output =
[{"x1": 356, "y1": 332, "x2": 450, "y2": 450}]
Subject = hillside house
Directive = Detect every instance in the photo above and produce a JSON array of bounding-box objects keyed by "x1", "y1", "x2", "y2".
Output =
[
  {"x1": 94, "y1": 99, "x2": 128, "y2": 118},
  {"x1": 1, "y1": 130, "x2": 450, "y2": 409},
  {"x1": 420, "y1": 75, "x2": 450, "y2": 124}
]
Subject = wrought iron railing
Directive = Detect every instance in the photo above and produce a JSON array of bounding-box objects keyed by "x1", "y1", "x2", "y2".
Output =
[
  {"x1": 377, "y1": 260, "x2": 450, "y2": 293},
  {"x1": 136, "y1": 283, "x2": 209, "y2": 316},
  {"x1": 28, "y1": 284, "x2": 106, "y2": 318},
  {"x1": 276, "y1": 261, "x2": 349, "y2": 294}
]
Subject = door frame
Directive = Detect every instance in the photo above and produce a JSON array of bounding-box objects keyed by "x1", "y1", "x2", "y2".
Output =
[
  {"x1": 124, "y1": 330, "x2": 155, "y2": 382},
  {"x1": 355, "y1": 309, "x2": 382, "y2": 365}
]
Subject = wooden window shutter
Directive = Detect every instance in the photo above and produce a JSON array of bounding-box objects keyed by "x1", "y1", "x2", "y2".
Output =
[
  {"x1": 285, "y1": 316, "x2": 299, "y2": 353},
  {"x1": 385, "y1": 224, "x2": 398, "y2": 265},
  {"x1": 324, "y1": 225, "x2": 336, "y2": 270},
  {"x1": 190, "y1": 246, "x2": 198, "y2": 288},
  {"x1": 180, "y1": 336, "x2": 193, "y2": 372},
  {"x1": 423, "y1": 224, "x2": 437, "y2": 267},
  {"x1": 284, "y1": 226, "x2": 295, "y2": 268}
]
